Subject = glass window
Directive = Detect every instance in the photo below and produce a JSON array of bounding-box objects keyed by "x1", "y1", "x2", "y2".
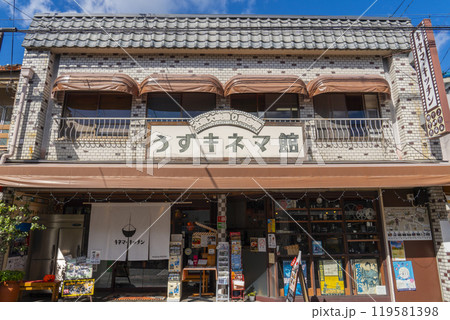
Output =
[
  {"x1": 63, "y1": 92, "x2": 132, "y2": 118},
  {"x1": 313, "y1": 93, "x2": 380, "y2": 119},
  {"x1": 146, "y1": 92, "x2": 216, "y2": 118},
  {"x1": 230, "y1": 93, "x2": 299, "y2": 118}
]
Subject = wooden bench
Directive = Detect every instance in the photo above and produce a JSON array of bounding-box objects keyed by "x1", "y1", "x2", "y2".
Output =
[{"x1": 18, "y1": 281, "x2": 61, "y2": 302}]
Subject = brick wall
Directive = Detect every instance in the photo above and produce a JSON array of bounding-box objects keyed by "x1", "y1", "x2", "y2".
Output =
[
  {"x1": 387, "y1": 53, "x2": 441, "y2": 161},
  {"x1": 427, "y1": 186, "x2": 450, "y2": 301},
  {"x1": 8, "y1": 50, "x2": 55, "y2": 160},
  {"x1": 36, "y1": 51, "x2": 416, "y2": 162}
]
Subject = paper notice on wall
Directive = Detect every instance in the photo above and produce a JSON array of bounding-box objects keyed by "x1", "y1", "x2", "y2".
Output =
[
  {"x1": 258, "y1": 238, "x2": 266, "y2": 252},
  {"x1": 440, "y1": 220, "x2": 450, "y2": 252},
  {"x1": 88, "y1": 203, "x2": 170, "y2": 261}
]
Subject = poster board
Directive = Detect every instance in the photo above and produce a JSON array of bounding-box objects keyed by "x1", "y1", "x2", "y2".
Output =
[
  {"x1": 353, "y1": 259, "x2": 379, "y2": 295},
  {"x1": 390, "y1": 241, "x2": 406, "y2": 261},
  {"x1": 283, "y1": 260, "x2": 307, "y2": 297},
  {"x1": 384, "y1": 207, "x2": 431, "y2": 240},
  {"x1": 318, "y1": 260, "x2": 345, "y2": 295},
  {"x1": 61, "y1": 279, "x2": 95, "y2": 297},
  {"x1": 65, "y1": 260, "x2": 93, "y2": 280},
  {"x1": 393, "y1": 261, "x2": 416, "y2": 291}
]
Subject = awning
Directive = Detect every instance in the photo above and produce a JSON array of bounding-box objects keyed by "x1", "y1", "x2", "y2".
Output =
[
  {"x1": 306, "y1": 75, "x2": 391, "y2": 97},
  {"x1": 140, "y1": 74, "x2": 224, "y2": 96},
  {"x1": 224, "y1": 75, "x2": 308, "y2": 96},
  {"x1": 52, "y1": 73, "x2": 140, "y2": 101},
  {"x1": 1, "y1": 163, "x2": 449, "y2": 190}
]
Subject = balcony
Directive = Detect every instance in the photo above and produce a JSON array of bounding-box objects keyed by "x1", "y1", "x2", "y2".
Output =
[{"x1": 50, "y1": 117, "x2": 397, "y2": 162}]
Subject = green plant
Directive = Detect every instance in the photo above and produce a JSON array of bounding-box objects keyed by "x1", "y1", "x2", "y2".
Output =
[
  {"x1": 247, "y1": 291, "x2": 256, "y2": 296},
  {"x1": 0, "y1": 270, "x2": 24, "y2": 282},
  {"x1": 0, "y1": 200, "x2": 45, "y2": 254}
]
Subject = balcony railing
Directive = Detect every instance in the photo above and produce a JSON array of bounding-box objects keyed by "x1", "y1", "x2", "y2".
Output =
[
  {"x1": 309, "y1": 118, "x2": 392, "y2": 147},
  {"x1": 54, "y1": 117, "x2": 393, "y2": 147}
]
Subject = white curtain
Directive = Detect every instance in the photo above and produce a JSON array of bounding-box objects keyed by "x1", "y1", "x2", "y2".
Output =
[{"x1": 88, "y1": 203, "x2": 171, "y2": 261}]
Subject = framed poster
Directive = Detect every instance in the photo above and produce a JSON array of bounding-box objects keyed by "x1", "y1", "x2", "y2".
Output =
[
  {"x1": 390, "y1": 241, "x2": 406, "y2": 261},
  {"x1": 312, "y1": 241, "x2": 323, "y2": 255},
  {"x1": 385, "y1": 207, "x2": 431, "y2": 240},
  {"x1": 318, "y1": 260, "x2": 345, "y2": 295},
  {"x1": 393, "y1": 261, "x2": 416, "y2": 291},
  {"x1": 353, "y1": 259, "x2": 379, "y2": 295},
  {"x1": 61, "y1": 279, "x2": 95, "y2": 297}
]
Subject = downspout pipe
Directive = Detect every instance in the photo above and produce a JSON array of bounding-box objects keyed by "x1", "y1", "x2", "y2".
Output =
[{"x1": 0, "y1": 67, "x2": 34, "y2": 165}]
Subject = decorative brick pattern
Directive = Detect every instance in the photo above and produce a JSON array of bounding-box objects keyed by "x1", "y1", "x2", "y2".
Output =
[
  {"x1": 8, "y1": 50, "x2": 55, "y2": 160},
  {"x1": 387, "y1": 53, "x2": 440, "y2": 161},
  {"x1": 33, "y1": 52, "x2": 408, "y2": 162},
  {"x1": 427, "y1": 186, "x2": 450, "y2": 301}
]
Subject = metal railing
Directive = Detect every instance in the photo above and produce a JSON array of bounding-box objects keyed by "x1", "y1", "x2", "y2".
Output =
[
  {"x1": 54, "y1": 117, "x2": 393, "y2": 147},
  {"x1": 56, "y1": 117, "x2": 137, "y2": 141},
  {"x1": 310, "y1": 118, "x2": 391, "y2": 147}
]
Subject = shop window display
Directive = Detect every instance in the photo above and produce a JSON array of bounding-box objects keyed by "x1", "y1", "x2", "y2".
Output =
[{"x1": 273, "y1": 196, "x2": 386, "y2": 298}]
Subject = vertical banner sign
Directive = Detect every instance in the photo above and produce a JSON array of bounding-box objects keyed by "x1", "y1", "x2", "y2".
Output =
[
  {"x1": 286, "y1": 251, "x2": 302, "y2": 302},
  {"x1": 410, "y1": 19, "x2": 450, "y2": 138}
]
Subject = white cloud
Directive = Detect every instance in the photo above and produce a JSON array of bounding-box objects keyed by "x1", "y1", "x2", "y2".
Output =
[
  {"x1": 435, "y1": 31, "x2": 450, "y2": 57},
  {"x1": 74, "y1": 0, "x2": 234, "y2": 14}
]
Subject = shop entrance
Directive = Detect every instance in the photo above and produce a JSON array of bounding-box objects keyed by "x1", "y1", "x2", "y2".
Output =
[{"x1": 227, "y1": 196, "x2": 269, "y2": 297}]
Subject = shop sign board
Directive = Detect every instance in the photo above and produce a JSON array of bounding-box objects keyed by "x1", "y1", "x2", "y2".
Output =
[
  {"x1": 410, "y1": 19, "x2": 450, "y2": 138},
  {"x1": 148, "y1": 110, "x2": 304, "y2": 161}
]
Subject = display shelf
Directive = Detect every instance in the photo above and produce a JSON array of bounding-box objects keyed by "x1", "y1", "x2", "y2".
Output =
[
  {"x1": 345, "y1": 220, "x2": 377, "y2": 223},
  {"x1": 347, "y1": 239, "x2": 380, "y2": 242},
  {"x1": 310, "y1": 220, "x2": 343, "y2": 223},
  {"x1": 310, "y1": 208, "x2": 342, "y2": 210},
  {"x1": 311, "y1": 232, "x2": 343, "y2": 236},
  {"x1": 348, "y1": 253, "x2": 380, "y2": 257},
  {"x1": 284, "y1": 208, "x2": 308, "y2": 210},
  {"x1": 275, "y1": 220, "x2": 308, "y2": 223},
  {"x1": 345, "y1": 232, "x2": 378, "y2": 235}
]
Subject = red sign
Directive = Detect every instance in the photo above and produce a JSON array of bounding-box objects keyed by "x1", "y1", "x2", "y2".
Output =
[
  {"x1": 410, "y1": 19, "x2": 450, "y2": 138},
  {"x1": 217, "y1": 216, "x2": 226, "y2": 223}
]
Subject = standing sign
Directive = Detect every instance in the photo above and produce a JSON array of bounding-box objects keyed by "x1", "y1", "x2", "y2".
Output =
[
  {"x1": 410, "y1": 19, "x2": 450, "y2": 138},
  {"x1": 286, "y1": 251, "x2": 309, "y2": 302}
]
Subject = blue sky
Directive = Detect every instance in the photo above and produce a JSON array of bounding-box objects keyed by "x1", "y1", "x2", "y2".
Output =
[{"x1": 0, "y1": 0, "x2": 449, "y2": 74}]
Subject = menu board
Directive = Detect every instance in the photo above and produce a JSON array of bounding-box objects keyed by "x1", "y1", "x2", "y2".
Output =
[
  {"x1": 61, "y1": 279, "x2": 95, "y2": 297},
  {"x1": 65, "y1": 260, "x2": 93, "y2": 280},
  {"x1": 318, "y1": 260, "x2": 345, "y2": 295},
  {"x1": 385, "y1": 207, "x2": 432, "y2": 240}
]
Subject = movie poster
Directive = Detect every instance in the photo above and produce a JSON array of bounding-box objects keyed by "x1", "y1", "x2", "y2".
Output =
[
  {"x1": 353, "y1": 259, "x2": 379, "y2": 295},
  {"x1": 283, "y1": 260, "x2": 307, "y2": 296},
  {"x1": 318, "y1": 260, "x2": 345, "y2": 295}
]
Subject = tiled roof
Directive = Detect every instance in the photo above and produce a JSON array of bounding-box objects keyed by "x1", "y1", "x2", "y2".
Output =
[{"x1": 23, "y1": 14, "x2": 412, "y2": 51}]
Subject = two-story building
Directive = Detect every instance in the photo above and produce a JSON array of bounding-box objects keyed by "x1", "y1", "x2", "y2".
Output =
[{"x1": 1, "y1": 13, "x2": 450, "y2": 302}]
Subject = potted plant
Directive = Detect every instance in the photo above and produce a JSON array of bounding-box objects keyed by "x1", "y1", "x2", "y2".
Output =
[
  {"x1": 247, "y1": 291, "x2": 256, "y2": 302},
  {"x1": 0, "y1": 270, "x2": 24, "y2": 301},
  {"x1": 0, "y1": 200, "x2": 45, "y2": 302}
]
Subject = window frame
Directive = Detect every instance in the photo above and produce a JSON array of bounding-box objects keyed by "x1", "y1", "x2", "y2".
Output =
[
  {"x1": 146, "y1": 92, "x2": 217, "y2": 118},
  {"x1": 229, "y1": 93, "x2": 300, "y2": 118},
  {"x1": 313, "y1": 93, "x2": 381, "y2": 119},
  {"x1": 62, "y1": 91, "x2": 133, "y2": 118}
]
